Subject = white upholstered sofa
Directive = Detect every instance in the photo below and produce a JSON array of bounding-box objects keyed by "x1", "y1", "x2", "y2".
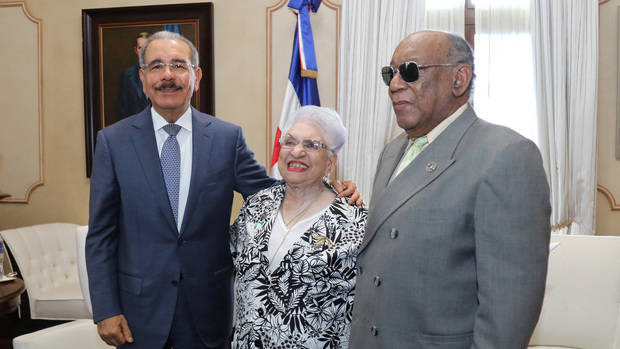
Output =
[
  {"x1": 12, "y1": 225, "x2": 111, "y2": 348},
  {"x1": 0, "y1": 223, "x2": 90, "y2": 320},
  {"x1": 529, "y1": 234, "x2": 620, "y2": 349}
]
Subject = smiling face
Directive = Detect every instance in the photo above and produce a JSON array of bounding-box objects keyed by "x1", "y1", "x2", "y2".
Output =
[
  {"x1": 277, "y1": 121, "x2": 336, "y2": 187},
  {"x1": 389, "y1": 31, "x2": 456, "y2": 138},
  {"x1": 139, "y1": 38, "x2": 202, "y2": 122}
]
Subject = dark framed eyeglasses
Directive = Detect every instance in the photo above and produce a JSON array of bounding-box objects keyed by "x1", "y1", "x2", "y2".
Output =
[
  {"x1": 280, "y1": 134, "x2": 329, "y2": 152},
  {"x1": 381, "y1": 61, "x2": 457, "y2": 86}
]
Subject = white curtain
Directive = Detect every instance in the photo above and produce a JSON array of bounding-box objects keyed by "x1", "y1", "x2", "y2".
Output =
[
  {"x1": 473, "y1": 0, "x2": 539, "y2": 144},
  {"x1": 423, "y1": 0, "x2": 465, "y2": 37},
  {"x1": 531, "y1": 0, "x2": 598, "y2": 235},
  {"x1": 338, "y1": 0, "x2": 425, "y2": 202}
]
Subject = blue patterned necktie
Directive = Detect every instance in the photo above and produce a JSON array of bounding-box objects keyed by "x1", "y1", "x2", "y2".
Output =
[{"x1": 161, "y1": 124, "x2": 182, "y2": 226}]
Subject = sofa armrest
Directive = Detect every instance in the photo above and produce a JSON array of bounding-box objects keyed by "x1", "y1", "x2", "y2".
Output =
[{"x1": 13, "y1": 319, "x2": 112, "y2": 349}]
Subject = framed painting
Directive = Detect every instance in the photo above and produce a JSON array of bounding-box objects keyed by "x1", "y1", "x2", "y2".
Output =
[{"x1": 82, "y1": 3, "x2": 213, "y2": 176}]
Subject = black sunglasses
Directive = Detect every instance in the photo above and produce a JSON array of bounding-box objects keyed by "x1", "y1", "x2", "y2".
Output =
[{"x1": 381, "y1": 61, "x2": 457, "y2": 86}]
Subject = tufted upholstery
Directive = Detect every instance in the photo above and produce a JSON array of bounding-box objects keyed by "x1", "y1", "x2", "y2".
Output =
[
  {"x1": 12, "y1": 225, "x2": 111, "y2": 349},
  {"x1": 528, "y1": 234, "x2": 620, "y2": 349},
  {"x1": 0, "y1": 223, "x2": 90, "y2": 320}
]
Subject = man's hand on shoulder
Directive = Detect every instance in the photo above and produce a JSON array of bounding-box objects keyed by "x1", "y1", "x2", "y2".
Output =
[
  {"x1": 332, "y1": 179, "x2": 364, "y2": 206},
  {"x1": 97, "y1": 314, "x2": 134, "y2": 346}
]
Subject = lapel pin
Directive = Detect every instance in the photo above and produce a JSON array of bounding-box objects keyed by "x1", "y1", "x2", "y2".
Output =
[{"x1": 425, "y1": 161, "x2": 438, "y2": 173}]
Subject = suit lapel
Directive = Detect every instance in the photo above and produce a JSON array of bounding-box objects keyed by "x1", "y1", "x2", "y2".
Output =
[
  {"x1": 370, "y1": 133, "x2": 408, "y2": 204},
  {"x1": 359, "y1": 107, "x2": 478, "y2": 253},
  {"x1": 131, "y1": 109, "x2": 177, "y2": 233},
  {"x1": 179, "y1": 108, "x2": 213, "y2": 236}
]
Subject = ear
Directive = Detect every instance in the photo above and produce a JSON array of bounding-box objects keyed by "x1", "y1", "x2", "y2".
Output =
[
  {"x1": 451, "y1": 64, "x2": 473, "y2": 97},
  {"x1": 326, "y1": 153, "x2": 338, "y2": 177},
  {"x1": 139, "y1": 68, "x2": 147, "y2": 95},
  {"x1": 193, "y1": 67, "x2": 203, "y2": 92}
]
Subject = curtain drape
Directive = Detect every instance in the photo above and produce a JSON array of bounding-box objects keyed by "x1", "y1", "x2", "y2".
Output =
[
  {"x1": 473, "y1": 1, "x2": 539, "y2": 144},
  {"x1": 531, "y1": 0, "x2": 598, "y2": 235},
  {"x1": 423, "y1": 0, "x2": 465, "y2": 37},
  {"x1": 337, "y1": 0, "x2": 425, "y2": 202}
]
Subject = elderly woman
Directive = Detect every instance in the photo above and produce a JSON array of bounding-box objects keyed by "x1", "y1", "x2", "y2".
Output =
[{"x1": 230, "y1": 106, "x2": 367, "y2": 349}]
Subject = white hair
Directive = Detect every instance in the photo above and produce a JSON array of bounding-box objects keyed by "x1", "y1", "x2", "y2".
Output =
[
  {"x1": 139, "y1": 31, "x2": 199, "y2": 67},
  {"x1": 281, "y1": 106, "x2": 347, "y2": 154}
]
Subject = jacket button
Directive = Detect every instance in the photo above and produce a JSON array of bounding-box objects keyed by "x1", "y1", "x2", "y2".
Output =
[
  {"x1": 370, "y1": 326, "x2": 378, "y2": 336},
  {"x1": 254, "y1": 339, "x2": 263, "y2": 348},
  {"x1": 171, "y1": 280, "x2": 178, "y2": 286},
  {"x1": 373, "y1": 276, "x2": 381, "y2": 287},
  {"x1": 356, "y1": 266, "x2": 363, "y2": 275},
  {"x1": 389, "y1": 228, "x2": 398, "y2": 239},
  {"x1": 177, "y1": 238, "x2": 185, "y2": 246}
]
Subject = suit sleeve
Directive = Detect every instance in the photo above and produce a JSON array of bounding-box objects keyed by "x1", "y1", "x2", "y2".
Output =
[
  {"x1": 86, "y1": 131, "x2": 123, "y2": 323},
  {"x1": 232, "y1": 127, "x2": 278, "y2": 199},
  {"x1": 472, "y1": 139, "x2": 551, "y2": 349}
]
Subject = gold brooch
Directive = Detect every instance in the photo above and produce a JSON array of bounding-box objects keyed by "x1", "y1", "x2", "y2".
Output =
[{"x1": 314, "y1": 235, "x2": 333, "y2": 247}]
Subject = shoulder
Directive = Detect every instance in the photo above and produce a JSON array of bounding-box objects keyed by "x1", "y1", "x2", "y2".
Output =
[
  {"x1": 120, "y1": 63, "x2": 139, "y2": 77},
  {"x1": 244, "y1": 183, "x2": 285, "y2": 206},
  {"x1": 467, "y1": 117, "x2": 539, "y2": 155},
  {"x1": 463, "y1": 118, "x2": 544, "y2": 176},
  {"x1": 192, "y1": 109, "x2": 242, "y2": 134},
  {"x1": 328, "y1": 195, "x2": 368, "y2": 223},
  {"x1": 99, "y1": 111, "x2": 144, "y2": 137}
]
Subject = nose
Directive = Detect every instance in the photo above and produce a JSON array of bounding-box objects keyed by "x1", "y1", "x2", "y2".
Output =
[
  {"x1": 289, "y1": 144, "x2": 306, "y2": 157},
  {"x1": 389, "y1": 71, "x2": 407, "y2": 93},
  {"x1": 161, "y1": 65, "x2": 174, "y2": 79}
]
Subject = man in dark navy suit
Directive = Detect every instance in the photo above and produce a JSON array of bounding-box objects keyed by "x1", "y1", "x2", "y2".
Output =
[
  {"x1": 87, "y1": 31, "x2": 359, "y2": 349},
  {"x1": 115, "y1": 32, "x2": 150, "y2": 122}
]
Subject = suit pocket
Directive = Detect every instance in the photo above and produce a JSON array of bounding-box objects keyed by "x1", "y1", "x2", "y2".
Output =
[
  {"x1": 419, "y1": 331, "x2": 473, "y2": 346},
  {"x1": 118, "y1": 272, "x2": 143, "y2": 295}
]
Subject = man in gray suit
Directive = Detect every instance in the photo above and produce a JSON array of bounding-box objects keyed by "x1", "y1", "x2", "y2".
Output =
[{"x1": 349, "y1": 31, "x2": 551, "y2": 348}]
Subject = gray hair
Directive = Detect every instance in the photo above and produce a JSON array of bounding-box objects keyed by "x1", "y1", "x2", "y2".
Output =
[
  {"x1": 445, "y1": 32, "x2": 475, "y2": 91},
  {"x1": 139, "y1": 31, "x2": 199, "y2": 68},
  {"x1": 281, "y1": 106, "x2": 347, "y2": 154}
]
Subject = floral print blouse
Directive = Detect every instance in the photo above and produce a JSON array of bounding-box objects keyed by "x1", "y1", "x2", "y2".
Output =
[{"x1": 230, "y1": 184, "x2": 367, "y2": 349}]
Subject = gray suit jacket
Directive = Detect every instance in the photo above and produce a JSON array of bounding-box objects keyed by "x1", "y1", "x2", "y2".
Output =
[{"x1": 349, "y1": 107, "x2": 551, "y2": 349}]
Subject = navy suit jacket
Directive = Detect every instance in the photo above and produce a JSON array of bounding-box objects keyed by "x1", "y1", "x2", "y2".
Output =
[
  {"x1": 86, "y1": 107, "x2": 276, "y2": 348},
  {"x1": 115, "y1": 63, "x2": 149, "y2": 122}
]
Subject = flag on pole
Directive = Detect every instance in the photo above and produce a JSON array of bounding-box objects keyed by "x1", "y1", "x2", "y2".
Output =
[
  {"x1": 271, "y1": 0, "x2": 322, "y2": 178},
  {"x1": 163, "y1": 24, "x2": 180, "y2": 33}
]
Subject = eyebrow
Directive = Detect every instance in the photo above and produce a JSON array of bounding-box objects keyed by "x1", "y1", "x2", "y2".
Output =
[{"x1": 146, "y1": 58, "x2": 189, "y2": 64}]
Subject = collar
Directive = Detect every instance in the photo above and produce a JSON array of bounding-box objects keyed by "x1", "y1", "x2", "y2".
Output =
[
  {"x1": 151, "y1": 106, "x2": 193, "y2": 132},
  {"x1": 418, "y1": 102, "x2": 468, "y2": 144}
]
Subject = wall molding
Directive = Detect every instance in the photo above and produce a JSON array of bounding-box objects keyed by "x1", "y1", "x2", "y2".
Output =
[
  {"x1": 600, "y1": 0, "x2": 610, "y2": 5},
  {"x1": 597, "y1": 184, "x2": 620, "y2": 211},
  {"x1": 265, "y1": 0, "x2": 341, "y2": 167},
  {"x1": 0, "y1": 1, "x2": 44, "y2": 204}
]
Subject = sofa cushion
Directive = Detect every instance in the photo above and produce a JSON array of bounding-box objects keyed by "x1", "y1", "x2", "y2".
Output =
[{"x1": 529, "y1": 235, "x2": 620, "y2": 349}]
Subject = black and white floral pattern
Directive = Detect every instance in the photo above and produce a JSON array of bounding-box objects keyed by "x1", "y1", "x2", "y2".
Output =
[{"x1": 230, "y1": 184, "x2": 367, "y2": 349}]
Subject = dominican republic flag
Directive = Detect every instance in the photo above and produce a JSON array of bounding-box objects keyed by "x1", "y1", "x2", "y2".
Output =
[{"x1": 271, "y1": 0, "x2": 322, "y2": 178}]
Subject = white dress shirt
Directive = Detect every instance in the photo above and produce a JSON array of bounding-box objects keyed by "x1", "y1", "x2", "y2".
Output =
[
  {"x1": 152, "y1": 107, "x2": 193, "y2": 232},
  {"x1": 267, "y1": 207, "x2": 329, "y2": 271}
]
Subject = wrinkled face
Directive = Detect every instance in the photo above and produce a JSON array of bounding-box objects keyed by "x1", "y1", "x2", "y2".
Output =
[
  {"x1": 389, "y1": 32, "x2": 455, "y2": 137},
  {"x1": 278, "y1": 121, "x2": 335, "y2": 187},
  {"x1": 139, "y1": 38, "x2": 202, "y2": 120}
]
